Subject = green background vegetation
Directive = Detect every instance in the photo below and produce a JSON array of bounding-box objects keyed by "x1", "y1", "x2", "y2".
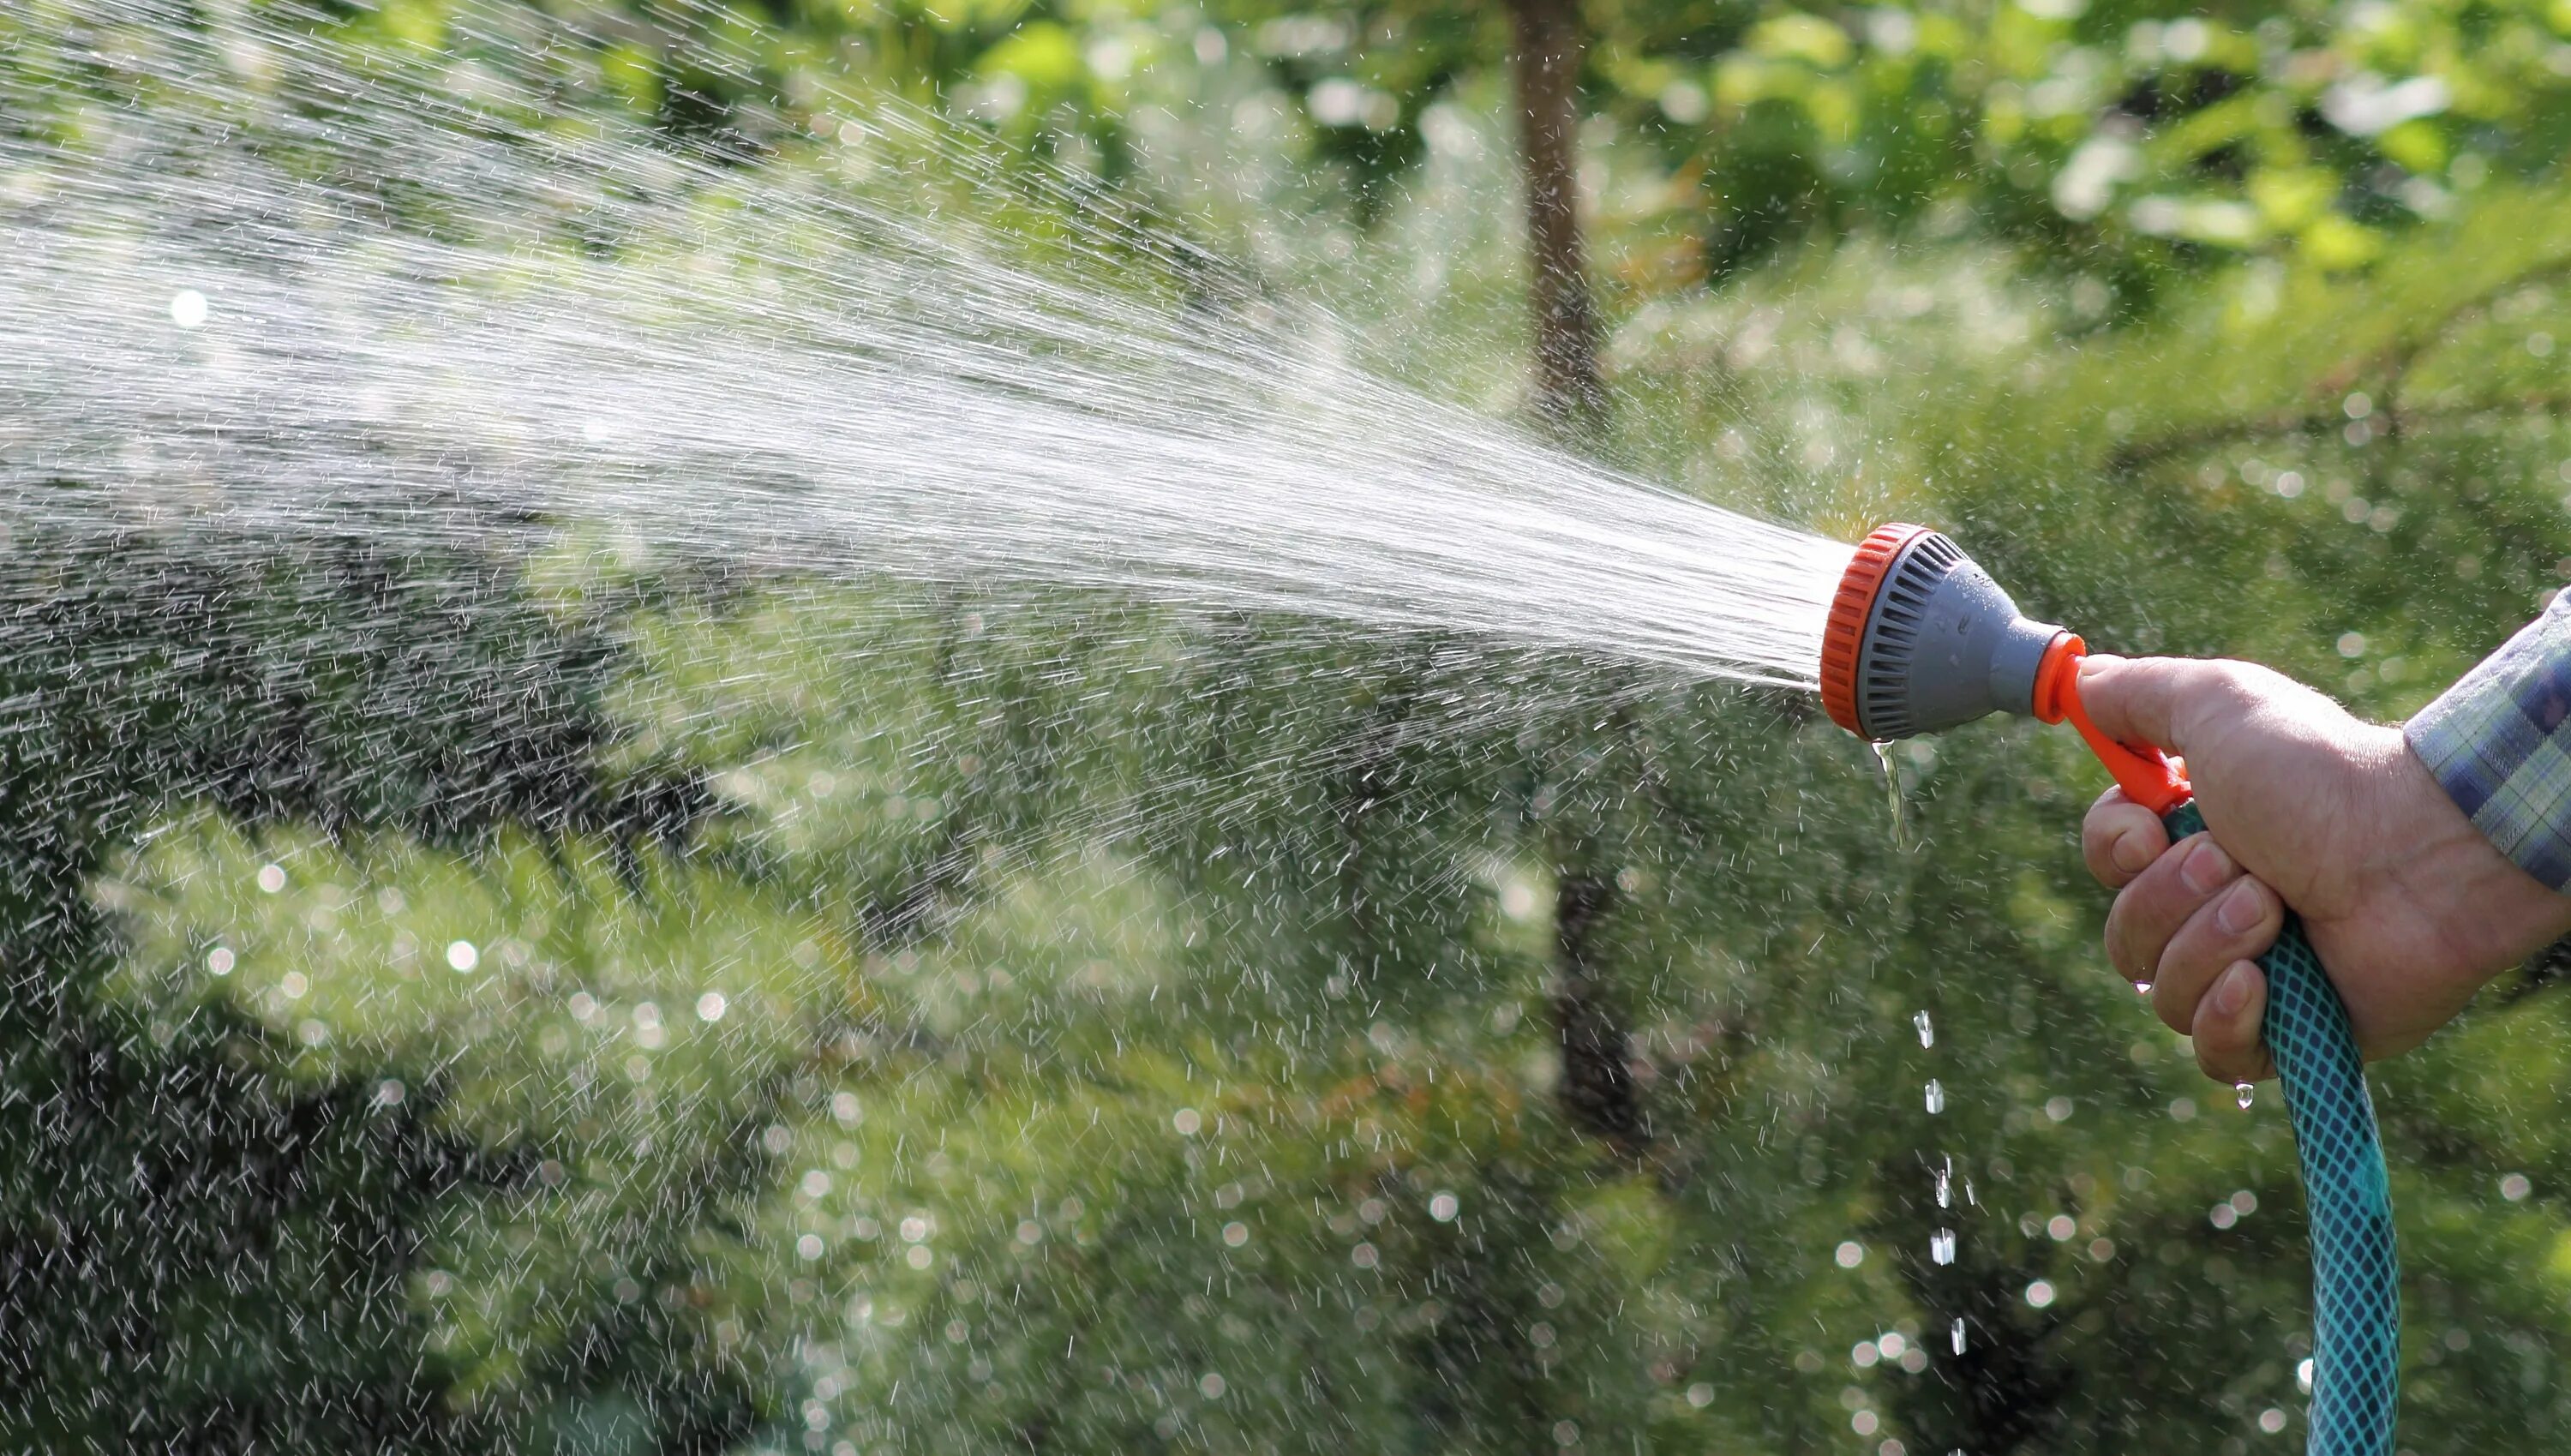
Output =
[{"x1": 9, "y1": 0, "x2": 2571, "y2": 1452}]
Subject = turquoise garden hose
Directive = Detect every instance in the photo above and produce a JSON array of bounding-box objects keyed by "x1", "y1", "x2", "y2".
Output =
[
  {"x1": 2163, "y1": 800, "x2": 2397, "y2": 1456},
  {"x1": 1817, "y1": 523, "x2": 2402, "y2": 1454}
]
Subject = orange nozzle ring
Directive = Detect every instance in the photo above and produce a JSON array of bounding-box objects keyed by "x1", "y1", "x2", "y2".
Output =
[
  {"x1": 2030, "y1": 632, "x2": 2085, "y2": 724},
  {"x1": 1819, "y1": 523, "x2": 1933, "y2": 735}
]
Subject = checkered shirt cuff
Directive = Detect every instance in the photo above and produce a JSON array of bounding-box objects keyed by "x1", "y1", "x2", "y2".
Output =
[{"x1": 2406, "y1": 592, "x2": 2571, "y2": 892}]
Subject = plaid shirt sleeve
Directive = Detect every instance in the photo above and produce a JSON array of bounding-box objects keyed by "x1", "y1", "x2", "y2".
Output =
[{"x1": 2405, "y1": 591, "x2": 2571, "y2": 891}]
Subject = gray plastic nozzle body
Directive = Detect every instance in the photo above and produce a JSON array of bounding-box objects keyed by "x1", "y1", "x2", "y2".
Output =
[{"x1": 1851, "y1": 530, "x2": 2068, "y2": 740}]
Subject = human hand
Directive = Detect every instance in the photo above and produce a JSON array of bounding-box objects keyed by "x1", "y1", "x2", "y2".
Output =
[{"x1": 2076, "y1": 655, "x2": 2571, "y2": 1084}]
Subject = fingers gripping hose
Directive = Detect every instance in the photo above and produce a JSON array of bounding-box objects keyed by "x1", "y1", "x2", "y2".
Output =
[
  {"x1": 1820, "y1": 525, "x2": 2398, "y2": 1454},
  {"x1": 2162, "y1": 800, "x2": 2399, "y2": 1456}
]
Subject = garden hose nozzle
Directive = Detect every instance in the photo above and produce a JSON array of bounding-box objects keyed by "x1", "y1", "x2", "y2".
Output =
[
  {"x1": 1818, "y1": 521, "x2": 2063, "y2": 740},
  {"x1": 1818, "y1": 521, "x2": 2187, "y2": 811},
  {"x1": 1819, "y1": 522, "x2": 2399, "y2": 1456}
]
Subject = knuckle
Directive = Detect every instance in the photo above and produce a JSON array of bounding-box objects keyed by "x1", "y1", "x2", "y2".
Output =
[
  {"x1": 2086, "y1": 818, "x2": 2159, "y2": 888},
  {"x1": 2178, "y1": 661, "x2": 2262, "y2": 740},
  {"x1": 2246, "y1": 881, "x2": 2285, "y2": 934},
  {"x1": 2104, "y1": 900, "x2": 2153, "y2": 980},
  {"x1": 2124, "y1": 855, "x2": 2201, "y2": 938},
  {"x1": 2175, "y1": 834, "x2": 2237, "y2": 896},
  {"x1": 2081, "y1": 806, "x2": 2119, "y2": 848},
  {"x1": 2207, "y1": 659, "x2": 2273, "y2": 703},
  {"x1": 2212, "y1": 878, "x2": 2283, "y2": 947},
  {"x1": 2081, "y1": 823, "x2": 2118, "y2": 878}
]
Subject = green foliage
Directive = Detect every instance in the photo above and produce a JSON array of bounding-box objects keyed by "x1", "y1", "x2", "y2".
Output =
[
  {"x1": 22, "y1": 0, "x2": 2568, "y2": 291},
  {"x1": 271, "y1": 0, "x2": 2571, "y2": 297}
]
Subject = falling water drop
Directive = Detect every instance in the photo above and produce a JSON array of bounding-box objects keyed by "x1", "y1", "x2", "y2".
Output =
[
  {"x1": 1951, "y1": 1318, "x2": 1967, "y2": 1355},
  {"x1": 1914, "y1": 1010, "x2": 1933, "y2": 1048},
  {"x1": 1934, "y1": 1159, "x2": 1953, "y2": 1208},
  {"x1": 1872, "y1": 741, "x2": 1909, "y2": 848},
  {"x1": 1924, "y1": 1080, "x2": 1945, "y2": 1115},
  {"x1": 1931, "y1": 1228, "x2": 1957, "y2": 1265},
  {"x1": 2236, "y1": 1082, "x2": 2255, "y2": 1111}
]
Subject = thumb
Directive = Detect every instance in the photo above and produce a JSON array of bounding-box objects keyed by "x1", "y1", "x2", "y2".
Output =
[{"x1": 2075, "y1": 654, "x2": 2226, "y2": 758}]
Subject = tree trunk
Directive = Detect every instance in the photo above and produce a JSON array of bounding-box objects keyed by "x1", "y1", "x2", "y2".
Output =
[
  {"x1": 1551, "y1": 860, "x2": 1646, "y2": 1155},
  {"x1": 1507, "y1": 0, "x2": 1603, "y2": 429}
]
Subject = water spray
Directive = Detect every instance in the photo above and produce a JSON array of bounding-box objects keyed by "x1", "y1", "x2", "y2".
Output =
[{"x1": 1819, "y1": 523, "x2": 2397, "y2": 1456}]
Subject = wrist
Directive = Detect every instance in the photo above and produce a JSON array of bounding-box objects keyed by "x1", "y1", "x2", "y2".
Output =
[{"x1": 2379, "y1": 737, "x2": 2571, "y2": 985}]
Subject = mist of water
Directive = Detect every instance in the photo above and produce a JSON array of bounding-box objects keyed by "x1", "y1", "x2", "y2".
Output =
[{"x1": 0, "y1": 0, "x2": 1849, "y2": 688}]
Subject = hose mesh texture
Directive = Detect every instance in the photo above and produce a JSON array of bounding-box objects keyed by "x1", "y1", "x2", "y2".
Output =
[{"x1": 2164, "y1": 800, "x2": 2398, "y2": 1456}]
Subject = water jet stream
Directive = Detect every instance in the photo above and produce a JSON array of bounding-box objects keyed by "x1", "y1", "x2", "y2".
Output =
[{"x1": 0, "y1": 0, "x2": 1848, "y2": 687}]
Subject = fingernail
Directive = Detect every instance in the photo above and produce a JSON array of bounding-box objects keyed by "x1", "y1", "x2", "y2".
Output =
[
  {"x1": 2216, "y1": 879, "x2": 2266, "y2": 935},
  {"x1": 2213, "y1": 962, "x2": 2254, "y2": 1016},
  {"x1": 2111, "y1": 829, "x2": 2155, "y2": 876},
  {"x1": 2179, "y1": 837, "x2": 2235, "y2": 895}
]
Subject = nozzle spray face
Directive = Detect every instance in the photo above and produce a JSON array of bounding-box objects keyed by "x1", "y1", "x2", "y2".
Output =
[{"x1": 1819, "y1": 524, "x2": 2071, "y2": 741}]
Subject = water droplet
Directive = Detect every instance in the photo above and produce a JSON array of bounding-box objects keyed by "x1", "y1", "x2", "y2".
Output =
[
  {"x1": 1931, "y1": 1228, "x2": 1956, "y2": 1265},
  {"x1": 1924, "y1": 1080, "x2": 1945, "y2": 1114},
  {"x1": 1872, "y1": 741, "x2": 1909, "y2": 848},
  {"x1": 446, "y1": 939, "x2": 478, "y2": 973},
  {"x1": 1914, "y1": 1010, "x2": 1933, "y2": 1047},
  {"x1": 1934, "y1": 1159, "x2": 1953, "y2": 1208},
  {"x1": 1951, "y1": 1318, "x2": 1967, "y2": 1355},
  {"x1": 169, "y1": 288, "x2": 208, "y2": 329},
  {"x1": 2235, "y1": 1082, "x2": 2255, "y2": 1110}
]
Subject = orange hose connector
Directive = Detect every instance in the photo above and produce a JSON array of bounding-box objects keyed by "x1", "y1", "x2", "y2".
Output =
[{"x1": 2032, "y1": 635, "x2": 2192, "y2": 814}]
